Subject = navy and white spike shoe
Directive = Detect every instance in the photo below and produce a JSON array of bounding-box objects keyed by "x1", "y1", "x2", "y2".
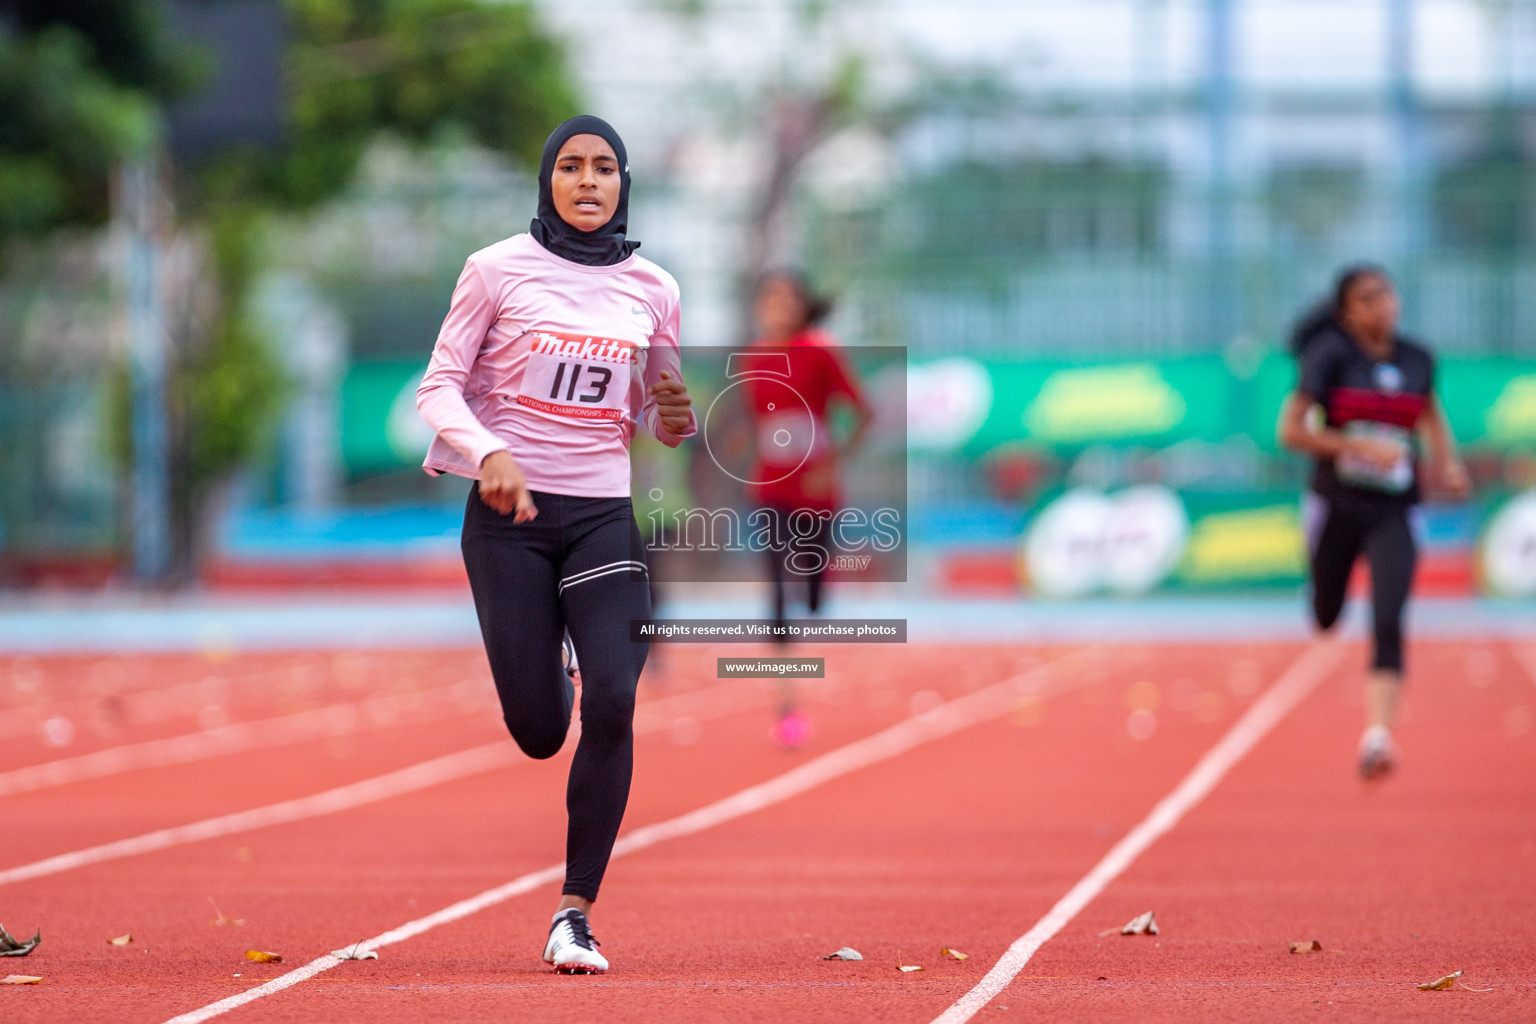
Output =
[
  {"x1": 543, "y1": 908, "x2": 607, "y2": 974},
  {"x1": 562, "y1": 632, "x2": 580, "y2": 681}
]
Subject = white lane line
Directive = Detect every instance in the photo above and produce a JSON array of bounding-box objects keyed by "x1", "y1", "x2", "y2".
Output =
[
  {"x1": 159, "y1": 649, "x2": 1108, "y2": 1024},
  {"x1": 0, "y1": 667, "x2": 768, "y2": 799},
  {"x1": 0, "y1": 684, "x2": 489, "y2": 799},
  {"x1": 0, "y1": 743, "x2": 517, "y2": 888},
  {"x1": 928, "y1": 639, "x2": 1346, "y2": 1024},
  {"x1": 0, "y1": 678, "x2": 769, "y2": 888},
  {"x1": 0, "y1": 658, "x2": 342, "y2": 743}
]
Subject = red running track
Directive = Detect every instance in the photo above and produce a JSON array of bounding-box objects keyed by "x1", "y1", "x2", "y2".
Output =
[{"x1": 2, "y1": 638, "x2": 1533, "y2": 1023}]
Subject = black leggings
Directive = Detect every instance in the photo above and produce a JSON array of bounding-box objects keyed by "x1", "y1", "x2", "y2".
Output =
[
  {"x1": 1306, "y1": 492, "x2": 1418, "y2": 673},
  {"x1": 764, "y1": 508, "x2": 832, "y2": 640},
  {"x1": 461, "y1": 486, "x2": 651, "y2": 902}
]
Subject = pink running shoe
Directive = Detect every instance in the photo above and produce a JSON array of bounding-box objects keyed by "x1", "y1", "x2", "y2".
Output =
[{"x1": 771, "y1": 707, "x2": 813, "y2": 748}]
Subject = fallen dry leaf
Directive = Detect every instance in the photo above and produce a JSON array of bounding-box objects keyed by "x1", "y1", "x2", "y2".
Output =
[
  {"x1": 244, "y1": 950, "x2": 283, "y2": 963},
  {"x1": 1, "y1": 976, "x2": 41, "y2": 985},
  {"x1": 0, "y1": 924, "x2": 40, "y2": 957},
  {"x1": 1458, "y1": 982, "x2": 1494, "y2": 993},
  {"x1": 331, "y1": 943, "x2": 378, "y2": 961},
  {"x1": 1117, "y1": 911, "x2": 1159, "y2": 936},
  {"x1": 821, "y1": 947, "x2": 863, "y2": 961},
  {"x1": 1289, "y1": 940, "x2": 1322, "y2": 954},
  {"x1": 208, "y1": 897, "x2": 245, "y2": 928},
  {"x1": 940, "y1": 948, "x2": 969, "y2": 961},
  {"x1": 898, "y1": 965, "x2": 923, "y2": 973},
  {"x1": 108, "y1": 934, "x2": 133, "y2": 946},
  {"x1": 1418, "y1": 970, "x2": 1463, "y2": 991}
]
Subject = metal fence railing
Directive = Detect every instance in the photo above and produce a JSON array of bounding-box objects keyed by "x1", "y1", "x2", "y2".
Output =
[
  {"x1": 825, "y1": 254, "x2": 1536, "y2": 358},
  {"x1": 804, "y1": 160, "x2": 1536, "y2": 358}
]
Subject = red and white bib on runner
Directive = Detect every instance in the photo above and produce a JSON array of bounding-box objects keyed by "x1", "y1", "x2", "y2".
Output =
[{"x1": 516, "y1": 331, "x2": 646, "y2": 422}]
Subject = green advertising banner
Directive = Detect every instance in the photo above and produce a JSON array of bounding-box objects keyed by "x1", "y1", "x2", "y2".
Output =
[
  {"x1": 342, "y1": 360, "x2": 427, "y2": 475},
  {"x1": 1173, "y1": 494, "x2": 1307, "y2": 588},
  {"x1": 1016, "y1": 485, "x2": 1308, "y2": 599},
  {"x1": 965, "y1": 358, "x2": 1234, "y2": 455},
  {"x1": 901, "y1": 353, "x2": 1536, "y2": 458},
  {"x1": 342, "y1": 353, "x2": 1536, "y2": 477},
  {"x1": 1013, "y1": 482, "x2": 1536, "y2": 598},
  {"x1": 1442, "y1": 360, "x2": 1536, "y2": 448}
]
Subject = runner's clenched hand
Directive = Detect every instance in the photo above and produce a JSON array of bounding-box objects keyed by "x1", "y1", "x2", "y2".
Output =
[
  {"x1": 479, "y1": 451, "x2": 538, "y2": 522},
  {"x1": 648, "y1": 371, "x2": 693, "y2": 436}
]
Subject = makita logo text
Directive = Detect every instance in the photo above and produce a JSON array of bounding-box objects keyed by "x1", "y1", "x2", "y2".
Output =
[{"x1": 529, "y1": 332, "x2": 641, "y2": 365}]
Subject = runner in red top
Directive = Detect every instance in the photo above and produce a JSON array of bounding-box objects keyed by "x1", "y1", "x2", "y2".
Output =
[{"x1": 744, "y1": 271, "x2": 871, "y2": 746}]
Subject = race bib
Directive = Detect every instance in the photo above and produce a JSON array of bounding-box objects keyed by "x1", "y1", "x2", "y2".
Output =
[
  {"x1": 756, "y1": 407, "x2": 819, "y2": 468},
  {"x1": 1336, "y1": 421, "x2": 1413, "y2": 494},
  {"x1": 516, "y1": 331, "x2": 644, "y2": 422}
]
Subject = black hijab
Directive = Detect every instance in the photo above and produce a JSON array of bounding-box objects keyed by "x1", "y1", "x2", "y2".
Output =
[{"x1": 528, "y1": 115, "x2": 639, "y2": 266}]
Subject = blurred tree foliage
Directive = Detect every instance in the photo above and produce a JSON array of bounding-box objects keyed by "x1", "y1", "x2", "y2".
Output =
[
  {"x1": 0, "y1": 1, "x2": 193, "y2": 236},
  {"x1": 200, "y1": 0, "x2": 574, "y2": 208},
  {"x1": 1, "y1": 0, "x2": 576, "y2": 579},
  {"x1": 657, "y1": 0, "x2": 875, "y2": 339}
]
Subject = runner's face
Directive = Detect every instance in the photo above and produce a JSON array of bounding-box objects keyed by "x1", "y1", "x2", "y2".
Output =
[
  {"x1": 1339, "y1": 274, "x2": 1398, "y2": 346},
  {"x1": 754, "y1": 276, "x2": 808, "y2": 340},
  {"x1": 551, "y1": 134, "x2": 621, "y2": 232}
]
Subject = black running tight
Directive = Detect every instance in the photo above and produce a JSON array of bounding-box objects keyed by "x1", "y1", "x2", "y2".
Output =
[
  {"x1": 764, "y1": 507, "x2": 832, "y2": 639},
  {"x1": 461, "y1": 486, "x2": 651, "y2": 902},
  {"x1": 1305, "y1": 492, "x2": 1418, "y2": 673}
]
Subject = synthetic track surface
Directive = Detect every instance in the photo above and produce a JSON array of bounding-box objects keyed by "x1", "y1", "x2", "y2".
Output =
[{"x1": 3, "y1": 638, "x2": 1533, "y2": 1023}]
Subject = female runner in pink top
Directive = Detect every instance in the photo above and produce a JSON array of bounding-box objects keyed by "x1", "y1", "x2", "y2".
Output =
[{"x1": 417, "y1": 116, "x2": 696, "y2": 974}]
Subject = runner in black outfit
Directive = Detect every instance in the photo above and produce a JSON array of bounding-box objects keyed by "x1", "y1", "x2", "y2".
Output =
[
  {"x1": 1278, "y1": 265, "x2": 1470, "y2": 779},
  {"x1": 417, "y1": 117, "x2": 696, "y2": 972}
]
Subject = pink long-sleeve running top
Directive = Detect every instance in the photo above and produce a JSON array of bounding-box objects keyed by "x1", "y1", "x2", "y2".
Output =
[{"x1": 417, "y1": 233, "x2": 697, "y2": 498}]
